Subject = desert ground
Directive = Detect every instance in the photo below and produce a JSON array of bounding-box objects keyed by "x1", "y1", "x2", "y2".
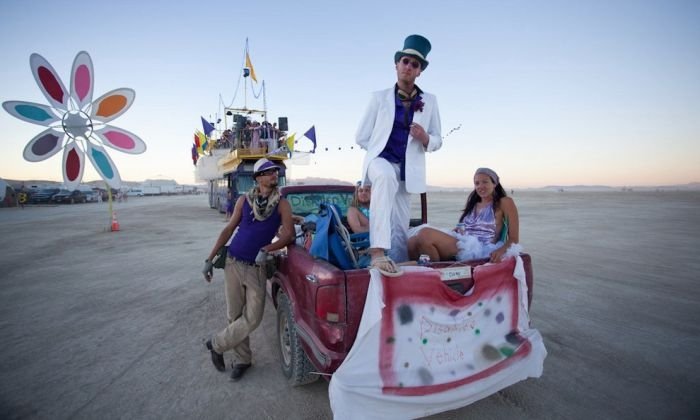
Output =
[{"x1": 0, "y1": 191, "x2": 698, "y2": 419}]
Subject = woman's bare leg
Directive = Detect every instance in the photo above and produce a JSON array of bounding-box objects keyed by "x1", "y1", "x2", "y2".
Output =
[{"x1": 408, "y1": 228, "x2": 459, "y2": 261}]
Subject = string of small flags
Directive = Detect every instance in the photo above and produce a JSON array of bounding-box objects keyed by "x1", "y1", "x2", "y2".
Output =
[{"x1": 292, "y1": 124, "x2": 462, "y2": 154}]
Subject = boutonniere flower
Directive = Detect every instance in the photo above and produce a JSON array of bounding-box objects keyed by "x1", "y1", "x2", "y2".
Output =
[{"x1": 412, "y1": 97, "x2": 424, "y2": 113}]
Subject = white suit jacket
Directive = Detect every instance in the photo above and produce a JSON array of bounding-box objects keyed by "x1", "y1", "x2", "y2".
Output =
[{"x1": 356, "y1": 87, "x2": 442, "y2": 194}]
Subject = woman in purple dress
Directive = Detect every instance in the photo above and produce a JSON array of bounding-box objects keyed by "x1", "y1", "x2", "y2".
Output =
[{"x1": 408, "y1": 168, "x2": 521, "y2": 263}]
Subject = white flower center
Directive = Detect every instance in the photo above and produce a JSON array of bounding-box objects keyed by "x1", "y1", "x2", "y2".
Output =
[{"x1": 62, "y1": 110, "x2": 93, "y2": 139}]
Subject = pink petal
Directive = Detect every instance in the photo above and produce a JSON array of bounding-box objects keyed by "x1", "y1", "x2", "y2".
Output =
[
  {"x1": 94, "y1": 125, "x2": 147, "y2": 154},
  {"x1": 71, "y1": 51, "x2": 94, "y2": 109},
  {"x1": 76, "y1": 66, "x2": 90, "y2": 100},
  {"x1": 104, "y1": 130, "x2": 134, "y2": 149}
]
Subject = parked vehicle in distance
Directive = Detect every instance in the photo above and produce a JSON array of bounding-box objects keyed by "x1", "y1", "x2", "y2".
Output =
[
  {"x1": 29, "y1": 188, "x2": 60, "y2": 204},
  {"x1": 142, "y1": 186, "x2": 161, "y2": 196},
  {"x1": 52, "y1": 189, "x2": 87, "y2": 204},
  {"x1": 129, "y1": 188, "x2": 144, "y2": 197},
  {"x1": 84, "y1": 191, "x2": 99, "y2": 202},
  {"x1": 99, "y1": 189, "x2": 120, "y2": 201}
]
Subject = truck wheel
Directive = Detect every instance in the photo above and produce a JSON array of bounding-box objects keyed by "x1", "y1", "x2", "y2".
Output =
[{"x1": 277, "y1": 291, "x2": 319, "y2": 386}]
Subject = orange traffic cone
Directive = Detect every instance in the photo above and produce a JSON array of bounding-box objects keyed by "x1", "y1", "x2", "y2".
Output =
[{"x1": 111, "y1": 211, "x2": 120, "y2": 232}]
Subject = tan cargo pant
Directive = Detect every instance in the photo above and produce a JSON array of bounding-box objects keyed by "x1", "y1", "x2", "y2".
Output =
[{"x1": 212, "y1": 257, "x2": 266, "y2": 364}]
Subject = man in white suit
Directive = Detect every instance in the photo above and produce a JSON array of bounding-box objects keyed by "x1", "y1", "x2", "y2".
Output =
[{"x1": 356, "y1": 34, "x2": 442, "y2": 275}]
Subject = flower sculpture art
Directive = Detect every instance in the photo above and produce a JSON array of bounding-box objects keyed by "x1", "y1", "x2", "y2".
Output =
[{"x1": 3, "y1": 51, "x2": 146, "y2": 191}]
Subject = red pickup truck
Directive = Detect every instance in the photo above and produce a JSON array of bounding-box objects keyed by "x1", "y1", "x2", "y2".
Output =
[{"x1": 269, "y1": 184, "x2": 534, "y2": 385}]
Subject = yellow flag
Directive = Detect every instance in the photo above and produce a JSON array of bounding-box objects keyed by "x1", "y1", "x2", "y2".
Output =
[
  {"x1": 245, "y1": 52, "x2": 258, "y2": 83},
  {"x1": 196, "y1": 131, "x2": 207, "y2": 155},
  {"x1": 286, "y1": 133, "x2": 295, "y2": 154}
]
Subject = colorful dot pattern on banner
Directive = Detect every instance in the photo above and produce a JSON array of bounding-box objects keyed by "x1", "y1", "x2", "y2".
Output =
[{"x1": 376, "y1": 261, "x2": 532, "y2": 396}]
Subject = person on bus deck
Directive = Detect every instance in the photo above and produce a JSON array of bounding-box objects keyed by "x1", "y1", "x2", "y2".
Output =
[
  {"x1": 242, "y1": 120, "x2": 252, "y2": 148},
  {"x1": 247, "y1": 121, "x2": 260, "y2": 150},
  {"x1": 355, "y1": 34, "x2": 442, "y2": 277},
  {"x1": 202, "y1": 158, "x2": 295, "y2": 381},
  {"x1": 347, "y1": 182, "x2": 371, "y2": 234},
  {"x1": 407, "y1": 167, "x2": 522, "y2": 264}
]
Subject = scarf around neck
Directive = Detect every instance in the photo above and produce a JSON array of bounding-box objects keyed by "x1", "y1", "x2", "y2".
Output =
[{"x1": 246, "y1": 186, "x2": 281, "y2": 221}]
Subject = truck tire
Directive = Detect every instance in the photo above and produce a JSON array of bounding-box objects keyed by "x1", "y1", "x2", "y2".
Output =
[{"x1": 277, "y1": 291, "x2": 319, "y2": 386}]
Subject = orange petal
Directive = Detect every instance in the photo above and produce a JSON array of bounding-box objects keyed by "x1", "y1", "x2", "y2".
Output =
[{"x1": 96, "y1": 94, "x2": 127, "y2": 118}]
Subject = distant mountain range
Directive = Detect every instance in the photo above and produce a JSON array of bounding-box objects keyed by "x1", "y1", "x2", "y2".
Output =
[
  {"x1": 290, "y1": 179, "x2": 700, "y2": 192},
  {"x1": 5, "y1": 176, "x2": 699, "y2": 192},
  {"x1": 537, "y1": 182, "x2": 700, "y2": 192}
]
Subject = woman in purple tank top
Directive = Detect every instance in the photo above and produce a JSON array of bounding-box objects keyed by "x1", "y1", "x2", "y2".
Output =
[{"x1": 407, "y1": 167, "x2": 521, "y2": 263}]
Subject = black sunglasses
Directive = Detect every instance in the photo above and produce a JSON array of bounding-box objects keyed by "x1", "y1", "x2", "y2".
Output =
[{"x1": 401, "y1": 57, "x2": 420, "y2": 69}]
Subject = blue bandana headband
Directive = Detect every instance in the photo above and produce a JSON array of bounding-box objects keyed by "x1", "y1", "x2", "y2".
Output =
[{"x1": 474, "y1": 167, "x2": 499, "y2": 185}]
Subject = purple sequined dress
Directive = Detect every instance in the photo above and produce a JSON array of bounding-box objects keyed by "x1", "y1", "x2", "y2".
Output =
[{"x1": 451, "y1": 205, "x2": 504, "y2": 261}]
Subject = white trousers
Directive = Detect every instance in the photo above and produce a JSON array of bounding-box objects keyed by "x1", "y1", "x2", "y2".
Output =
[{"x1": 367, "y1": 158, "x2": 411, "y2": 262}]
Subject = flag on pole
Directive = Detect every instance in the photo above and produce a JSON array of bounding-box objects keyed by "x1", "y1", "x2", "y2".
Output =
[
  {"x1": 245, "y1": 52, "x2": 258, "y2": 83},
  {"x1": 286, "y1": 133, "x2": 296, "y2": 156},
  {"x1": 201, "y1": 116, "x2": 215, "y2": 137},
  {"x1": 193, "y1": 133, "x2": 201, "y2": 155},
  {"x1": 196, "y1": 131, "x2": 207, "y2": 155},
  {"x1": 303, "y1": 125, "x2": 317, "y2": 153},
  {"x1": 191, "y1": 144, "x2": 198, "y2": 165}
]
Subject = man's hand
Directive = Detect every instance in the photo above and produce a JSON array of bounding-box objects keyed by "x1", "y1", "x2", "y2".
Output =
[
  {"x1": 203, "y1": 259, "x2": 214, "y2": 282},
  {"x1": 255, "y1": 249, "x2": 269, "y2": 266},
  {"x1": 409, "y1": 123, "x2": 429, "y2": 146}
]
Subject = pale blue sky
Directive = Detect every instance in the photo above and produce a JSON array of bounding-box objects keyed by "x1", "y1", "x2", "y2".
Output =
[{"x1": 1, "y1": 0, "x2": 698, "y2": 188}]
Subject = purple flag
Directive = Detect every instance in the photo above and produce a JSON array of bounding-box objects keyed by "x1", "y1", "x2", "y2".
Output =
[
  {"x1": 303, "y1": 125, "x2": 317, "y2": 153},
  {"x1": 201, "y1": 116, "x2": 215, "y2": 137}
]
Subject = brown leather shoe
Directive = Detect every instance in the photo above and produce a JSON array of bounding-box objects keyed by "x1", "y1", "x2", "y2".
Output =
[
  {"x1": 230, "y1": 363, "x2": 251, "y2": 381},
  {"x1": 206, "y1": 340, "x2": 225, "y2": 372}
]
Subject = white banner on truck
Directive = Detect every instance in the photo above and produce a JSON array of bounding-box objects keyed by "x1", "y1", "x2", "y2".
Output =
[{"x1": 329, "y1": 257, "x2": 547, "y2": 419}]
